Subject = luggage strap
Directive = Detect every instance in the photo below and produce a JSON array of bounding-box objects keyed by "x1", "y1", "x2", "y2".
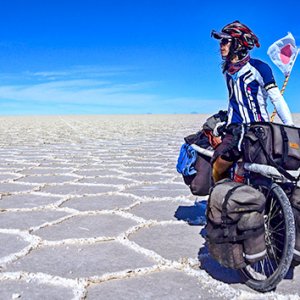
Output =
[
  {"x1": 211, "y1": 226, "x2": 265, "y2": 244},
  {"x1": 221, "y1": 185, "x2": 243, "y2": 227},
  {"x1": 220, "y1": 184, "x2": 243, "y2": 238},
  {"x1": 280, "y1": 126, "x2": 289, "y2": 167}
]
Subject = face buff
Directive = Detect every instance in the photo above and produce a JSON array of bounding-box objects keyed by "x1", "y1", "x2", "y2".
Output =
[{"x1": 226, "y1": 55, "x2": 250, "y2": 75}]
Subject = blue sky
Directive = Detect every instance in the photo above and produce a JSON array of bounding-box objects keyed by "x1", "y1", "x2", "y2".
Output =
[{"x1": 0, "y1": 0, "x2": 299, "y2": 115}]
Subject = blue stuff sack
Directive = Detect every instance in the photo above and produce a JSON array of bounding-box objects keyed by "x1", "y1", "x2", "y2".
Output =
[{"x1": 176, "y1": 143, "x2": 198, "y2": 176}]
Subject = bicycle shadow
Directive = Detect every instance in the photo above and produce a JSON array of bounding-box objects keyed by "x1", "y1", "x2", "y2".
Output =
[
  {"x1": 174, "y1": 200, "x2": 207, "y2": 225},
  {"x1": 174, "y1": 201, "x2": 244, "y2": 284}
]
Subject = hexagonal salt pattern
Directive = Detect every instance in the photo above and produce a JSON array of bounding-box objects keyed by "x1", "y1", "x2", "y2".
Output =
[
  {"x1": 0, "y1": 115, "x2": 299, "y2": 299},
  {"x1": 60, "y1": 194, "x2": 136, "y2": 211},
  {"x1": 34, "y1": 214, "x2": 138, "y2": 241},
  {"x1": 129, "y1": 223, "x2": 204, "y2": 261},
  {"x1": 0, "y1": 232, "x2": 30, "y2": 258},
  {"x1": 87, "y1": 270, "x2": 229, "y2": 300},
  {"x1": 0, "y1": 193, "x2": 62, "y2": 209},
  {"x1": 129, "y1": 200, "x2": 192, "y2": 222},
  {"x1": 0, "y1": 210, "x2": 69, "y2": 230},
  {"x1": 123, "y1": 183, "x2": 191, "y2": 198},
  {"x1": 0, "y1": 279, "x2": 75, "y2": 300},
  {"x1": 6, "y1": 242, "x2": 156, "y2": 279}
]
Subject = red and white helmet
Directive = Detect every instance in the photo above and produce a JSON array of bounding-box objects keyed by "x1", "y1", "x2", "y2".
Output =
[{"x1": 212, "y1": 20, "x2": 260, "y2": 55}]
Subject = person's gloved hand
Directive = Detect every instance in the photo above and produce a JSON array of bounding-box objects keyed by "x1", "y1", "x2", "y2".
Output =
[{"x1": 213, "y1": 121, "x2": 226, "y2": 137}]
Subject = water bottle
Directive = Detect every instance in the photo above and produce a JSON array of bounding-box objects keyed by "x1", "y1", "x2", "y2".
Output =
[{"x1": 233, "y1": 162, "x2": 245, "y2": 183}]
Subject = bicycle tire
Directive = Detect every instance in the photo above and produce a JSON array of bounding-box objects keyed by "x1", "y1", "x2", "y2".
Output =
[{"x1": 241, "y1": 182, "x2": 295, "y2": 292}]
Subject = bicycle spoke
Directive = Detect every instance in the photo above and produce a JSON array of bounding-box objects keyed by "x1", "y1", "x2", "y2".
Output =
[
  {"x1": 263, "y1": 256, "x2": 271, "y2": 276},
  {"x1": 246, "y1": 191, "x2": 283, "y2": 278},
  {"x1": 242, "y1": 182, "x2": 295, "y2": 292},
  {"x1": 269, "y1": 203, "x2": 281, "y2": 220},
  {"x1": 271, "y1": 220, "x2": 285, "y2": 232},
  {"x1": 263, "y1": 252, "x2": 274, "y2": 276},
  {"x1": 268, "y1": 234, "x2": 285, "y2": 243},
  {"x1": 271, "y1": 240, "x2": 284, "y2": 252},
  {"x1": 270, "y1": 225, "x2": 285, "y2": 235}
]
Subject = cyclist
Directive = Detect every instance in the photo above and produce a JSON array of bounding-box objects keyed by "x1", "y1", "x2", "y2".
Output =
[{"x1": 210, "y1": 20, "x2": 294, "y2": 182}]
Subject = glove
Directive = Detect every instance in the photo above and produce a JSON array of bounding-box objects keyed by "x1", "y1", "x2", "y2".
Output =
[{"x1": 213, "y1": 121, "x2": 226, "y2": 137}]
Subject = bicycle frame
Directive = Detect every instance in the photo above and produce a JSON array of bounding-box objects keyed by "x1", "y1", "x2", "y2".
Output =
[
  {"x1": 191, "y1": 143, "x2": 299, "y2": 292},
  {"x1": 191, "y1": 143, "x2": 295, "y2": 183}
]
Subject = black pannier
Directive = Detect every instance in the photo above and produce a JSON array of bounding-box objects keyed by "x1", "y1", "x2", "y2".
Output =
[
  {"x1": 206, "y1": 179, "x2": 266, "y2": 269},
  {"x1": 183, "y1": 152, "x2": 212, "y2": 196},
  {"x1": 243, "y1": 122, "x2": 300, "y2": 171},
  {"x1": 181, "y1": 130, "x2": 213, "y2": 196},
  {"x1": 179, "y1": 110, "x2": 227, "y2": 196}
]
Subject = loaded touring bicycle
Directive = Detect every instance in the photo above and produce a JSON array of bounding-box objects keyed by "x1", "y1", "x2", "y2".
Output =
[{"x1": 178, "y1": 120, "x2": 300, "y2": 292}]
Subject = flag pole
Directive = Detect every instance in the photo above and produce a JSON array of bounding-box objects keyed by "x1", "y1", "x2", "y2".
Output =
[
  {"x1": 270, "y1": 48, "x2": 299, "y2": 122},
  {"x1": 270, "y1": 74, "x2": 290, "y2": 122}
]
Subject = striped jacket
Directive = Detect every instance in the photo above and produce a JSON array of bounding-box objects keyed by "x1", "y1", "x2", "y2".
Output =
[{"x1": 225, "y1": 58, "x2": 293, "y2": 126}]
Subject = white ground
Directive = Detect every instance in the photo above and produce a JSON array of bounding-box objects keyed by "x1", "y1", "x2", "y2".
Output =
[{"x1": 0, "y1": 114, "x2": 299, "y2": 300}]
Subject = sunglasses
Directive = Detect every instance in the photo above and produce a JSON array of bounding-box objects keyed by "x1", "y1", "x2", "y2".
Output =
[{"x1": 220, "y1": 38, "x2": 232, "y2": 45}]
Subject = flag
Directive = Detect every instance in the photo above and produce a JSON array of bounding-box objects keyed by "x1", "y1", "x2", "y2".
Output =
[{"x1": 267, "y1": 32, "x2": 299, "y2": 76}]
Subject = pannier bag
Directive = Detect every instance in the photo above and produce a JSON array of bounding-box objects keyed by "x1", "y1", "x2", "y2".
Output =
[
  {"x1": 205, "y1": 179, "x2": 266, "y2": 269},
  {"x1": 177, "y1": 130, "x2": 213, "y2": 196},
  {"x1": 243, "y1": 122, "x2": 300, "y2": 171},
  {"x1": 290, "y1": 187, "x2": 300, "y2": 262},
  {"x1": 176, "y1": 110, "x2": 227, "y2": 196},
  {"x1": 183, "y1": 153, "x2": 212, "y2": 196}
]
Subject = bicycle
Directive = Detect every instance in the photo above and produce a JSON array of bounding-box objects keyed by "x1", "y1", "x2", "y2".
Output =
[{"x1": 191, "y1": 143, "x2": 299, "y2": 292}]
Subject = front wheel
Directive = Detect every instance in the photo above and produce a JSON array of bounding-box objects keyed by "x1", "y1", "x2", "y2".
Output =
[{"x1": 241, "y1": 182, "x2": 295, "y2": 292}]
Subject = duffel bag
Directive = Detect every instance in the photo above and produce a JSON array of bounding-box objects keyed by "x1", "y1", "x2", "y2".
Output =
[
  {"x1": 206, "y1": 179, "x2": 266, "y2": 269},
  {"x1": 243, "y1": 122, "x2": 300, "y2": 171}
]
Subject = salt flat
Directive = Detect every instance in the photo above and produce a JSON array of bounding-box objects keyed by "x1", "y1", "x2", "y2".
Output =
[{"x1": 0, "y1": 114, "x2": 299, "y2": 300}]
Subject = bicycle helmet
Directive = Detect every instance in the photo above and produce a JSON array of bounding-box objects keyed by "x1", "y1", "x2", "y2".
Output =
[{"x1": 212, "y1": 21, "x2": 260, "y2": 59}]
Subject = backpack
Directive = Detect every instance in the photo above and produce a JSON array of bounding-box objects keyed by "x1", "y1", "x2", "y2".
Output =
[
  {"x1": 243, "y1": 122, "x2": 300, "y2": 172},
  {"x1": 206, "y1": 179, "x2": 266, "y2": 269}
]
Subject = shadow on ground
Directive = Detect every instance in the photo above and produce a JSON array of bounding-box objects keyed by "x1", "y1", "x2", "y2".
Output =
[
  {"x1": 174, "y1": 201, "x2": 244, "y2": 284},
  {"x1": 174, "y1": 200, "x2": 207, "y2": 226}
]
